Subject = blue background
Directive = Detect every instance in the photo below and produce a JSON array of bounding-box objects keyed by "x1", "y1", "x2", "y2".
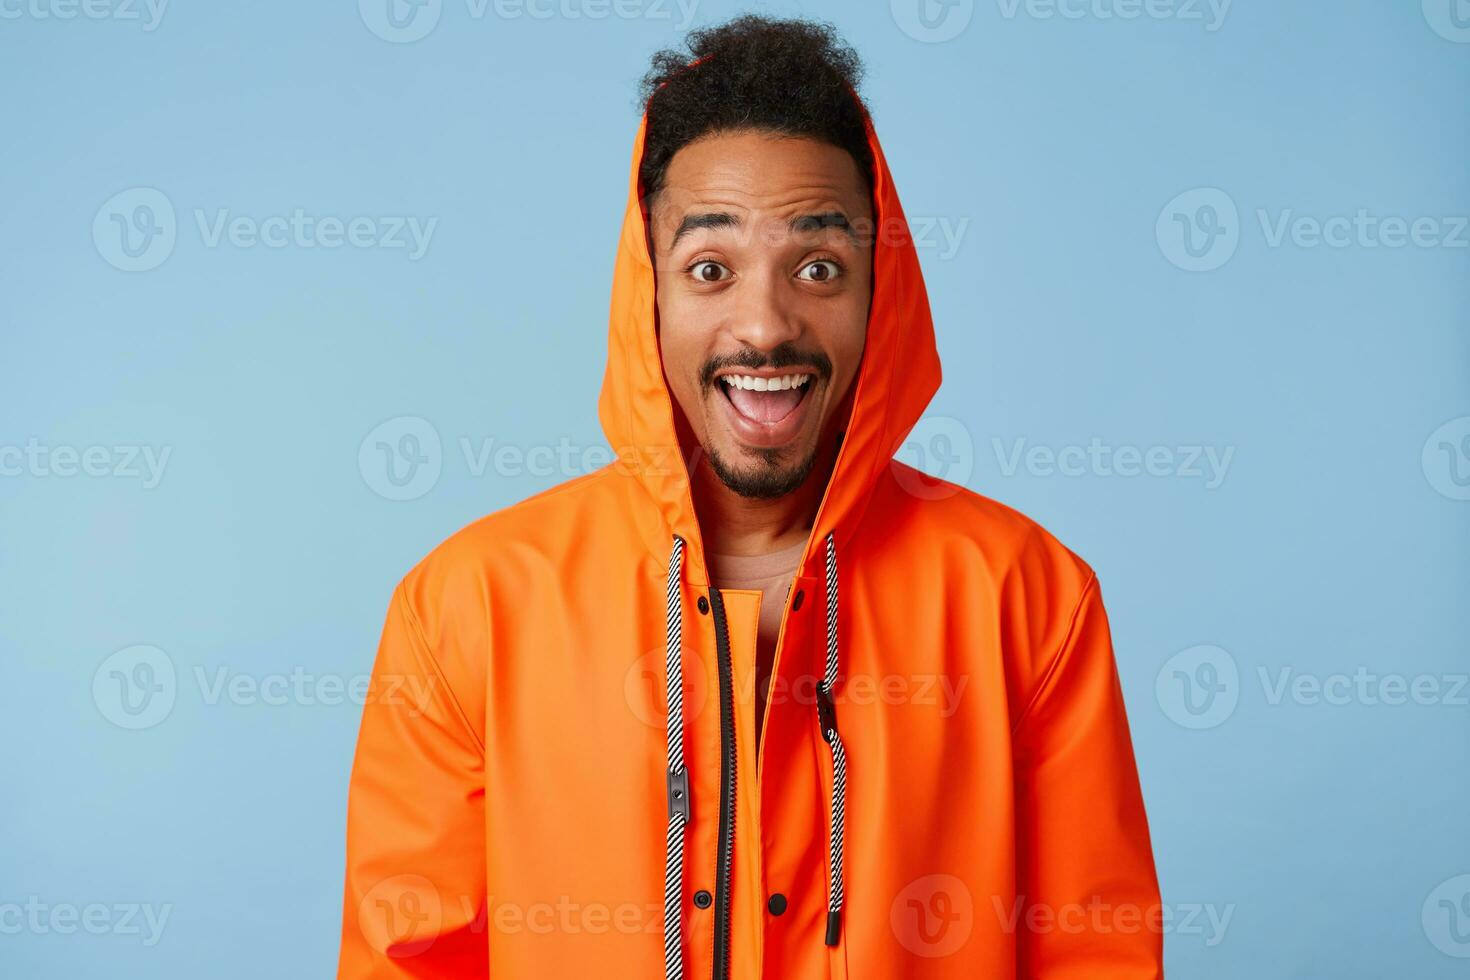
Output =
[{"x1": 3, "y1": 1, "x2": 1467, "y2": 976}]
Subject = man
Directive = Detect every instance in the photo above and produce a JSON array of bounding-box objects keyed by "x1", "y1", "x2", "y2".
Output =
[{"x1": 338, "y1": 15, "x2": 1162, "y2": 979}]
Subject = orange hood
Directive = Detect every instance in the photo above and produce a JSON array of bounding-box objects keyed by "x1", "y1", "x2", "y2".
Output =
[{"x1": 597, "y1": 105, "x2": 943, "y2": 584}]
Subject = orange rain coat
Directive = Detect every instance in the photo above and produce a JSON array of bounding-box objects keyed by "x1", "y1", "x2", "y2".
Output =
[{"x1": 338, "y1": 103, "x2": 1163, "y2": 979}]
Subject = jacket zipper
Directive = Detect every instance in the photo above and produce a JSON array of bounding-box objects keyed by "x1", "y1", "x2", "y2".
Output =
[{"x1": 707, "y1": 588, "x2": 736, "y2": 980}]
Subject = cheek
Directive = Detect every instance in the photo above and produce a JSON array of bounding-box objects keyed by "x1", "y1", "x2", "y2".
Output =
[
  {"x1": 655, "y1": 292, "x2": 712, "y2": 408},
  {"x1": 825, "y1": 294, "x2": 871, "y2": 383}
]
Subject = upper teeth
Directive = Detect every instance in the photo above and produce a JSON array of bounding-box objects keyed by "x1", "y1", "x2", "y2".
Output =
[{"x1": 721, "y1": 374, "x2": 812, "y2": 392}]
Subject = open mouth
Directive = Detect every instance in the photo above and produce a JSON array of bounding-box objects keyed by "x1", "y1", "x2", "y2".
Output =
[
  {"x1": 719, "y1": 372, "x2": 812, "y2": 422},
  {"x1": 713, "y1": 370, "x2": 816, "y2": 449}
]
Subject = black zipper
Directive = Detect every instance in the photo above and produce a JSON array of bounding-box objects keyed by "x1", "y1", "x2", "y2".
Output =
[{"x1": 707, "y1": 588, "x2": 737, "y2": 980}]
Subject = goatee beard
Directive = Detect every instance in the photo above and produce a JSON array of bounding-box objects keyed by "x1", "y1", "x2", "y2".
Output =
[{"x1": 706, "y1": 443, "x2": 820, "y2": 499}]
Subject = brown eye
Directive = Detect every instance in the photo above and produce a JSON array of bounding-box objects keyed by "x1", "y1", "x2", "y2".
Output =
[
  {"x1": 797, "y1": 260, "x2": 841, "y2": 282},
  {"x1": 690, "y1": 261, "x2": 730, "y2": 282}
]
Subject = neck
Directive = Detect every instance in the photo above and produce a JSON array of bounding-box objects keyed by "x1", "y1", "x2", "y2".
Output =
[{"x1": 689, "y1": 437, "x2": 838, "y2": 558}]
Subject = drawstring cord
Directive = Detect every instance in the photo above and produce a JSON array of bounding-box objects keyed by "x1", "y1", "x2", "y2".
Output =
[
  {"x1": 817, "y1": 531, "x2": 847, "y2": 946},
  {"x1": 660, "y1": 530, "x2": 847, "y2": 977},
  {"x1": 663, "y1": 535, "x2": 689, "y2": 980}
]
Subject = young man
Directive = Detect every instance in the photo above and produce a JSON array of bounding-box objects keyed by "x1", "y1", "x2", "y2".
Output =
[{"x1": 338, "y1": 16, "x2": 1162, "y2": 979}]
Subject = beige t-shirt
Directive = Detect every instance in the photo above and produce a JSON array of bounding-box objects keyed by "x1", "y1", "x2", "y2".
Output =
[{"x1": 707, "y1": 538, "x2": 807, "y2": 754}]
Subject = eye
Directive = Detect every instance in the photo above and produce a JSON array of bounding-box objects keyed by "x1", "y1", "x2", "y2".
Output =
[
  {"x1": 688, "y1": 260, "x2": 731, "y2": 283},
  {"x1": 797, "y1": 259, "x2": 842, "y2": 283}
]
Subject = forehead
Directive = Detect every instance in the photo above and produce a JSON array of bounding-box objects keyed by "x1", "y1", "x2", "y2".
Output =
[{"x1": 653, "y1": 130, "x2": 872, "y2": 231}]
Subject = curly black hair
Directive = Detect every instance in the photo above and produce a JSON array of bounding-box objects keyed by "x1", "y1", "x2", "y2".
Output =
[{"x1": 636, "y1": 14, "x2": 873, "y2": 204}]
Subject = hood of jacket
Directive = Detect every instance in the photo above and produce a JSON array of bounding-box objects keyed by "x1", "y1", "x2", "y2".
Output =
[{"x1": 597, "y1": 103, "x2": 943, "y2": 585}]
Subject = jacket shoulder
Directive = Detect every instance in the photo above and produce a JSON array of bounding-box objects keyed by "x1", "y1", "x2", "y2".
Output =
[
  {"x1": 877, "y1": 462, "x2": 1104, "y2": 726},
  {"x1": 878, "y1": 460, "x2": 1096, "y2": 588},
  {"x1": 377, "y1": 467, "x2": 624, "y2": 738},
  {"x1": 399, "y1": 466, "x2": 619, "y2": 601}
]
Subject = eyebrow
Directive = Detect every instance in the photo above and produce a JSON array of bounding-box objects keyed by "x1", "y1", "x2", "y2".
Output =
[{"x1": 669, "y1": 210, "x2": 859, "y2": 249}]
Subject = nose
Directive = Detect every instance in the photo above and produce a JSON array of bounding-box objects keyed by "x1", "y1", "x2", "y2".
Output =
[{"x1": 727, "y1": 267, "x2": 803, "y2": 355}]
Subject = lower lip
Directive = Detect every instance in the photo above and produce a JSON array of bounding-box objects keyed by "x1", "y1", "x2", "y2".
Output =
[{"x1": 714, "y1": 380, "x2": 814, "y2": 449}]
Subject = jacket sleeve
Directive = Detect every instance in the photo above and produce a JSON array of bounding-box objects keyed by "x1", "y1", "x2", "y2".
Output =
[
  {"x1": 1011, "y1": 573, "x2": 1163, "y2": 978},
  {"x1": 337, "y1": 582, "x2": 489, "y2": 978}
]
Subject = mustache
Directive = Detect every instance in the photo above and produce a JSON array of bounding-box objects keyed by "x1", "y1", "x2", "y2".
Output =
[{"x1": 699, "y1": 343, "x2": 833, "y2": 391}]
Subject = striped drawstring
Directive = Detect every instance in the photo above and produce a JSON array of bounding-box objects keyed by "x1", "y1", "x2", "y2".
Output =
[
  {"x1": 660, "y1": 529, "x2": 849, "y2": 976},
  {"x1": 663, "y1": 535, "x2": 689, "y2": 980},
  {"x1": 817, "y1": 531, "x2": 848, "y2": 946}
]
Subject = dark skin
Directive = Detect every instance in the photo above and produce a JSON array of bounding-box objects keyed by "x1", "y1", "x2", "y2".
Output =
[{"x1": 650, "y1": 129, "x2": 874, "y2": 746}]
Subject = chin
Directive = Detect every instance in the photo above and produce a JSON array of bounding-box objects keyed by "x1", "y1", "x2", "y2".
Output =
[{"x1": 706, "y1": 440, "x2": 820, "y2": 499}]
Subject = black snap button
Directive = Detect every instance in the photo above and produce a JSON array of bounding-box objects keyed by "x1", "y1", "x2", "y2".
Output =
[
  {"x1": 791, "y1": 589, "x2": 804, "y2": 611},
  {"x1": 693, "y1": 890, "x2": 713, "y2": 909},
  {"x1": 697, "y1": 596, "x2": 710, "y2": 615},
  {"x1": 767, "y1": 893, "x2": 788, "y2": 916}
]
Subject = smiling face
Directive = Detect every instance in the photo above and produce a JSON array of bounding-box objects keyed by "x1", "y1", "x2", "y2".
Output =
[{"x1": 650, "y1": 130, "x2": 874, "y2": 499}]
